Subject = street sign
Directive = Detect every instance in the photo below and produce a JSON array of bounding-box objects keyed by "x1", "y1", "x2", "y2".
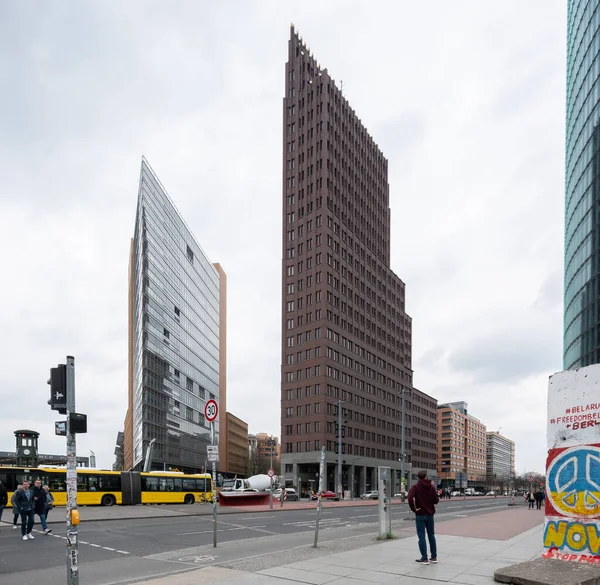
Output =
[
  {"x1": 529, "y1": 475, "x2": 535, "y2": 483},
  {"x1": 204, "y1": 399, "x2": 218, "y2": 422},
  {"x1": 207, "y1": 445, "x2": 218, "y2": 462},
  {"x1": 55, "y1": 421, "x2": 66, "y2": 436},
  {"x1": 267, "y1": 468, "x2": 274, "y2": 478}
]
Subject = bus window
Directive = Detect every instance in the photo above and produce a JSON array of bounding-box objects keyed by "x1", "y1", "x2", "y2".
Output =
[
  {"x1": 87, "y1": 476, "x2": 100, "y2": 491},
  {"x1": 159, "y1": 477, "x2": 173, "y2": 492},
  {"x1": 182, "y1": 478, "x2": 197, "y2": 491},
  {"x1": 144, "y1": 477, "x2": 159, "y2": 491},
  {"x1": 99, "y1": 474, "x2": 121, "y2": 491},
  {"x1": 173, "y1": 478, "x2": 182, "y2": 491}
]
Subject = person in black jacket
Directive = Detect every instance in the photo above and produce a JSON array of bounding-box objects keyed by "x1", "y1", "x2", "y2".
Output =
[
  {"x1": 408, "y1": 470, "x2": 440, "y2": 565},
  {"x1": 14, "y1": 480, "x2": 35, "y2": 540},
  {"x1": 31, "y1": 479, "x2": 51, "y2": 534},
  {"x1": 0, "y1": 481, "x2": 7, "y2": 525}
]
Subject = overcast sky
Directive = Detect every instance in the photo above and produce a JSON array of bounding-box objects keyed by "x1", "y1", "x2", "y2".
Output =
[{"x1": 0, "y1": 1, "x2": 565, "y2": 475}]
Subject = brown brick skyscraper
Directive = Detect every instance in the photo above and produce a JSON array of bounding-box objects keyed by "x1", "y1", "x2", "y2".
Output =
[{"x1": 281, "y1": 26, "x2": 437, "y2": 497}]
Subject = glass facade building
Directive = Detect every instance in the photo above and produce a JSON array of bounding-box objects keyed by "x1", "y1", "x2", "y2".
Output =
[
  {"x1": 564, "y1": 0, "x2": 600, "y2": 368},
  {"x1": 125, "y1": 158, "x2": 222, "y2": 472}
]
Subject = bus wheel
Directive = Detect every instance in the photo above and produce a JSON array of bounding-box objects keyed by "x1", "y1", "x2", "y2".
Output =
[
  {"x1": 101, "y1": 495, "x2": 116, "y2": 507},
  {"x1": 184, "y1": 494, "x2": 195, "y2": 505}
]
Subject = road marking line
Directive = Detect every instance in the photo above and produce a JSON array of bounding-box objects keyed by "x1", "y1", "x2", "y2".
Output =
[
  {"x1": 116, "y1": 550, "x2": 130, "y2": 555},
  {"x1": 89, "y1": 544, "x2": 102, "y2": 548},
  {"x1": 103, "y1": 547, "x2": 116, "y2": 551},
  {"x1": 348, "y1": 514, "x2": 376, "y2": 518}
]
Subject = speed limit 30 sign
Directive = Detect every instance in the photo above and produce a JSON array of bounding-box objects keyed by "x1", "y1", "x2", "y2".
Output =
[{"x1": 204, "y1": 399, "x2": 218, "y2": 422}]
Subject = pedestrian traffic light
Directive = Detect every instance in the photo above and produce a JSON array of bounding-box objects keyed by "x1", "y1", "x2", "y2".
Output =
[{"x1": 48, "y1": 364, "x2": 67, "y2": 414}]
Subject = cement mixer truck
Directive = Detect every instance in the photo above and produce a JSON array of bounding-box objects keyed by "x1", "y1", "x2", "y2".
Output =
[{"x1": 221, "y1": 474, "x2": 277, "y2": 493}]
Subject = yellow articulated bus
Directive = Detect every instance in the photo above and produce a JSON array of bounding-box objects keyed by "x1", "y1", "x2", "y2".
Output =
[{"x1": 0, "y1": 467, "x2": 213, "y2": 507}]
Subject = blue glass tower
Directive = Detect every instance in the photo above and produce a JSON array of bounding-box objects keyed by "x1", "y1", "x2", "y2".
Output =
[
  {"x1": 125, "y1": 158, "x2": 222, "y2": 472},
  {"x1": 564, "y1": 0, "x2": 600, "y2": 369}
]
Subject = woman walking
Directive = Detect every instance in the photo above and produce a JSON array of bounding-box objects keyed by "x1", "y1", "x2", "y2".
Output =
[
  {"x1": 10, "y1": 485, "x2": 23, "y2": 530},
  {"x1": 43, "y1": 485, "x2": 54, "y2": 522},
  {"x1": 527, "y1": 491, "x2": 535, "y2": 510}
]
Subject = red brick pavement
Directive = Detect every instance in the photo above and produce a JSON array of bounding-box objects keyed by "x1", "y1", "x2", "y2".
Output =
[{"x1": 433, "y1": 505, "x2": 544, "y2": 540}]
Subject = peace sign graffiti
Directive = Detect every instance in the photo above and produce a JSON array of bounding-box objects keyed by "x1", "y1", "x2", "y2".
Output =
[{"x1": 547, "y1": 445, "x2": 600, "y2": 518}]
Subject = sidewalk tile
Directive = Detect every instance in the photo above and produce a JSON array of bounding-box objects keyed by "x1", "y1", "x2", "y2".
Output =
[
  {"x1": 449, "y1": 575, "x2": 495, "y2": 585},
  {"x1": 313, "y1": 566, "x2": 358, "y2": 577},
  {"x1": 258, "y1": 567, "x2": 339, "y2": 584},
  {"x1": 325, "y1": 577, "x2": 411, "y2": 585},
  {"x1": 404, "y1": 565, "x2": 464, "y2": 581},
  {"x1": 491, "y1": 547, "x2": 540, "y2": 562},
  {"x1": 466, "y1": 559, "x2": 516, "y2": 576},
  {"x1": 343, "y1": 569, "x2": 398, "y2": 583}
]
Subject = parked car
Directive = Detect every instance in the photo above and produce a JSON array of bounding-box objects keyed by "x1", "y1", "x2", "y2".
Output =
[
  {"x1": 360, "y1": 490, "x2": 379, "y2": 500},
  {"x1": 451, "y1": 491, "x2": 461, "y2": 497},
  {"x1": 311, "y1": 490, "x2": 340, "y2": 501},
  {"x1": 486, "y1": 491, "x2": 496, "y2": 496},
  {"x1": 272, "y1": 488, "x2": 299, "y2": 501}
]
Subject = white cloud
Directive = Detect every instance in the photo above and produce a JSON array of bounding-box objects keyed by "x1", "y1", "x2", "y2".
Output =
[{"x1": 0, "y1": 0, "x2": 566, "y2": 474}]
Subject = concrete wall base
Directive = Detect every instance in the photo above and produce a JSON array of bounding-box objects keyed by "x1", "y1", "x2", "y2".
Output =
[{"x1": 494, "y1": 558, "x2": 600, "y2": 585}]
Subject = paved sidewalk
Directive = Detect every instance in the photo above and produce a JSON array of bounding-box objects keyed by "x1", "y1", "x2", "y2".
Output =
[{"x1": 132, "y1": 507, "x2": 544, "y2": 585}]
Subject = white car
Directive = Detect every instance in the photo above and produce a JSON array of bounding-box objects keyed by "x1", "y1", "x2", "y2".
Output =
[
  {"x1": 451, "y1": 491, "x2": 461, "y2": 497},
  {"x1": 360, "y1": 490, "x2": 379, "y2": 500}
]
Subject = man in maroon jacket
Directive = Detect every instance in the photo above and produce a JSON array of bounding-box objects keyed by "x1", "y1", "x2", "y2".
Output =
[{"x1": 408, "y1": 470, "x2": 439, "y2": 564}]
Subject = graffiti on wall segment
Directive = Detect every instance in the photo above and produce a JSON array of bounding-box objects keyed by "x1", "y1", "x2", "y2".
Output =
[{"x1": 543, "y1": 367, "x2": 600, "y2": 564}]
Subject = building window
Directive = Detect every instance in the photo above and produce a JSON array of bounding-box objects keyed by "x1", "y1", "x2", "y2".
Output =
[
  {"x1": 186, "y1": 377, "x2": 193, "y2": 392},
  {"x1": 186, "y1": 245, "x2": 194, "y2": 264},
  {"x1": 163, "y1": 328, "x2": 170, "y2": 339},
  {"x1": 186, "y1": 406, "x2": 194, "y2": 422}
]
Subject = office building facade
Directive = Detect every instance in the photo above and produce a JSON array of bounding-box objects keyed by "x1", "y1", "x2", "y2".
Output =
[
  {"x1": 225, "y1": 413, "x2": 249, "y2": 477},
  {"x1": 248, "y1": 433, "x2": 280, "y2": 476},
  {"x1": 280, "y1": 26, "x2": 437, "y2": 496},
  {"x1": 564, "y1": 0, "x2": 600, "y2": 368},
  {"x1": 123, "y1": 158, "x2": 225, "y2": 473},
  {"x1": 437, "y1": 402, "x2": 487, "y2": 489},
  {"x1": 486, "y1": 431, "x2": 515, "y2": 485}
]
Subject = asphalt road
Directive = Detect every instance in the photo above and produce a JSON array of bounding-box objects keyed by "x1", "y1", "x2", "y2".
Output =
[{"x1": 0, "y1": 498, "x2": 523, "y2": 585}]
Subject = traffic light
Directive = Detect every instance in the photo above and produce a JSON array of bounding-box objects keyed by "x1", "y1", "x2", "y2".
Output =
[
  {"x1": 48, "y1": 364, "x2": 67, "y2": 414},
  {"x1": 334, "y1": 424, "x2": 346, "y2": 438}
]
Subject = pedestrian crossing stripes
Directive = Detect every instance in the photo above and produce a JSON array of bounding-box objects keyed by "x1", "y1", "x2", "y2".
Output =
[
  {"x1": 36, "y1": 529, "x2": 131, "y2": 555},
  {"x1": 283, "y1": 518, "x2": 342, "y2": 528}
]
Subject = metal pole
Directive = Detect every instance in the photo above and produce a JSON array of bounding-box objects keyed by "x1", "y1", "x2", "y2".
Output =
[
  {"x1": 337, "y1": 399, "x2": 342, "y2": 498},
  {"x1": 401, "y1": 388, "x2": 406, "y2": 501},
  {"x1": 318, "y1": 446, "x2": 325, "y2": 493},
  {"x1": 314, "y1": 447, "x2": 326, "y2": 547},
  {"x1": 211, "y1": 422, "x2": 217, "y2": 548},
  {"x1": 65, "y1": 356, "x2": 79, "y2": 585},
  {"x1": 269, "y1": 436, "x2": 273, "y2": 510}
]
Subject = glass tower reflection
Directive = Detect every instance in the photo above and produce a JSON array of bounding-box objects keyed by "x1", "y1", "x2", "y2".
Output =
[
  {"x1": 564, "y1": 0, "x2": 600, "y2": 369},
  {"x1": 130, "y1": 158, "x2": 220, "y2": 471}
]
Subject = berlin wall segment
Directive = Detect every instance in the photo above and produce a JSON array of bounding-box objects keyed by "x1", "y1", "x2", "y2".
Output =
[{"x1": 543, "y1": 365, "x2": 600, "y2": 564}]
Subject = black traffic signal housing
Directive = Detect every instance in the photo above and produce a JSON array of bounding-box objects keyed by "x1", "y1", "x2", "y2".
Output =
[{"x1": 48, "y1": 365, "x2": 67, "y2": 414}]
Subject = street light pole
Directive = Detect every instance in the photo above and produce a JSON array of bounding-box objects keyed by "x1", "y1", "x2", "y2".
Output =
[
  {"x1": 401, "y1": 387, "x2": 407, "y2": 501},
  {"x1": 337, "y1": 399, "x2": 343, "y2": 498},
  {"x1": 269, "y1": 435, "x2": 274, "y2": 510}
]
